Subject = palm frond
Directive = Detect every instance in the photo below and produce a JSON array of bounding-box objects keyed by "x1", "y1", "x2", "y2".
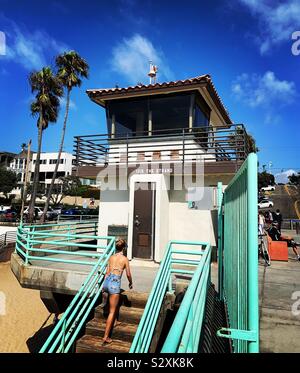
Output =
[
  {"x1": 55, "y1": 50, "x2": 89, "y2": 90},
  {"x1": 29, "y1": 66, "x2": 63, "y2": 130}
]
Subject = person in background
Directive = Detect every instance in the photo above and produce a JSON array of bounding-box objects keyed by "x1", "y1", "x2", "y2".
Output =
[
  {"x1": 264, "y1": 210, "x2": 273, "y2": 226},
  {"x1": 267, "y1": 222, "x2": 300, "y2": 261},
  {"x1": 34, "y1": 207, "x2": 38, "y2": 222},
  {"x1": 258, "y1": 212, "x2": 265, "y2": 235},
  {"x1": 101, "y1": 239, "x2": 133, "y2": 345},
  {"x1": 273, "y1": 209, "x2": 283, "y2": 232}
]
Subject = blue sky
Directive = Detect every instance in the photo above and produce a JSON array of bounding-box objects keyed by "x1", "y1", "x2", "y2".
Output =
[{"x1": 0, "y1": 0, "x2": 299, "y2": 182}]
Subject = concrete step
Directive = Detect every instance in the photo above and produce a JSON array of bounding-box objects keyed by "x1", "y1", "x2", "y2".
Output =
[
  {"x1": 120, "y1": 290, "x2": 149, "y2": 309},
  {"x1": 85, "y1": 318, "x2": 138, "y2": 342},
  {"x1": 76, "y1": 334, "x2": 131, "y2": 353},
  {"x1": 95, "y1": 305, "x2": 144, "y2": 324},
  {"x1": 76, "y1": 290, "x2": 147, "y2": 353}
]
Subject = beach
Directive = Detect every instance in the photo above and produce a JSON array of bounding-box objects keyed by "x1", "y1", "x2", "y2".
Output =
[{"x1": 0, "y1": 260, "x2": 53, "y2": 353}]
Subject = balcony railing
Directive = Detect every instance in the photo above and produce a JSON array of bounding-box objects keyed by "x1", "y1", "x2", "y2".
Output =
[{"x1": 73, "y1": 124, "x2": 252, "y2": 168}]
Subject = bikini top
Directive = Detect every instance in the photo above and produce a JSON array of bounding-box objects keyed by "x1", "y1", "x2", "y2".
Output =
[{"x1": 111, "y1": 267, "x2": 122, "y2": 275}]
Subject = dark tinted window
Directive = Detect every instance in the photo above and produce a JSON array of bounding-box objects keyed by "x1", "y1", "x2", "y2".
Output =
[
  {"x1": 194, "y1": 105, "x2": 209, "y2": 127},
  {"x1": 107, "y1": 98, "x2": 148, "y2": 137},
  {"x1": 194, "y1": 92, "x2": 210, "y2": 127},
  {"x1": 151, "y1": 93, "x2": 190, "y2": 132},
  {"x1": 106, "y1": 91, "x2": 210, "y2": 137}
]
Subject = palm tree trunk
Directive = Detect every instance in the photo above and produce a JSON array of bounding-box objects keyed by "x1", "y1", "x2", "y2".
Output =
[
  {"x1": 28, "y1": 117, "x2": 43, "y2": 223},
  {"x1": 40, "y1": 88, "x2": 71, "y2": 223}
]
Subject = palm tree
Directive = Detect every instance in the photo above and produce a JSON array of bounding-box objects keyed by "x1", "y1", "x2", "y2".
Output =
[
  {"x1": 28, "y1": 67, "x2": 63, "y2": 223},
  {"x1": 40, "y1": 51, "x2": 89, "y2": 223}
]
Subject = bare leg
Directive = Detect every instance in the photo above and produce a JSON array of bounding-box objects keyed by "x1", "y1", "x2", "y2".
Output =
[
  {"x1": 292, "y1": 245, "x2": 300, "y2": 259},
  {"x1": 103, "y1": 294, "x2": 120, "y2": 343}
]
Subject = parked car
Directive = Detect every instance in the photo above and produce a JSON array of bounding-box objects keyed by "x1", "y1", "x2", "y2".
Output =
[
  {"x1": 260, "y1": 185, "x2": 275, "y2": 192},
  {"x1": 258, "y1": 199, "x2": 274, "y2": 209},
  {"x1": 23, "y1": 206, "x2": 57, "y2": 220},
  {"x1": 82, "y1": 208, "x2": 99, "y2": 216},
  {"x1": 24, "y1": 206, "x2": 43, "y2": 218},
  {"x1": 59, "y1": 207, "x2": 85, "y2": 220},
  {"x1": 46, "y1": 207, "x2": 58, "y2": 220},
  {"x1": 61, "y1": 207, "x2": 84, "y2": 216},
  {"x1": 0, "y1": 208, "x2": 19, "y2": 222},
  {"x1": 51, "y1": 205, "x2": 64, "y2": 215}
]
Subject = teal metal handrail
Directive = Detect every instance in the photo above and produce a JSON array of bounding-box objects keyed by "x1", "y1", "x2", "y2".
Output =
[
  {"x1": 40, "y1": 236, "x2": 115, "y2": 353},
  {"x1": 15, "y1": 221, "x2": 107, "y2": 266},
  {"x1": 130, "y1": 240, "x2": 211, "y2": 353},
  {"x1": 161, "y1": 244, "x2": 211, "y2": 352},
  {"x1": 217, "y1": 153, "x2": 259, "y2": 353}
]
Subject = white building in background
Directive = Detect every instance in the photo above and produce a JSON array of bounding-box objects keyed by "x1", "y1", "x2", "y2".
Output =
[
  {"x1": 31, "y1": 152, "x2": 75, "y2": 193},
  {"x1": 9, "y1": 152, "x2": 75, "y2": 197},
  {"x1": 9, "y1": 147, "x2": 34, "y2": 196}
]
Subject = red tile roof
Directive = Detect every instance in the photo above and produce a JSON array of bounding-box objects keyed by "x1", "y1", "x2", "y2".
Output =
[{"x1": 87, "y1": 74, "x2": 232, "y2": 124}]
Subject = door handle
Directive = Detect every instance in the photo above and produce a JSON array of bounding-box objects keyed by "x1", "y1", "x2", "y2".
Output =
[{"x1": 134, "y1": 215, "x2": 141, "y2": 227}]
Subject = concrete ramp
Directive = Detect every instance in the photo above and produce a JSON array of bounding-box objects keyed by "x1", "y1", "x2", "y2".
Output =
[{"x1": 259, "y1": 246, "x2": 300, "y2": 352}]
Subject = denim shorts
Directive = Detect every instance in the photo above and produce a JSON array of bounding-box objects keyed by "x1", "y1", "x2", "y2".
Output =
[{"x1": 102, "y1": 273, "x2": 121, "y2": 295}]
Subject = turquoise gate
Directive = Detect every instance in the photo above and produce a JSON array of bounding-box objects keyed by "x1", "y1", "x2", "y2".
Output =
[{"x1": 217, "y1": 153, "x2": 259, "y2": 352}]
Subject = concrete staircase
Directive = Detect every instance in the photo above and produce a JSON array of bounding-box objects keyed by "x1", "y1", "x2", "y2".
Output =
[{"x1": 76, "y1": 291, "x2": 148, "y2": 353}]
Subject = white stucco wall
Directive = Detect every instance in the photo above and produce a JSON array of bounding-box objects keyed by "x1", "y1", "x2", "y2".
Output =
[
  {"x1": 96, "y1": 173, "x2": 229, "y2": 262},
  {"x1": 169, "y1": 201, "x2": 216, "y2": 245},
  {"x1": 97, "y1": 190, "x2": 129, "y2": 250}
]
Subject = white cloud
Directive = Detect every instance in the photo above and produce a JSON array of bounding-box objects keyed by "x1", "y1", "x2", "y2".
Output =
[
  {"x1": 232, "y1": 71, "x2": 296, "y2": 108},
  {"x1": 264, "y1": 112, "x2": 281, "y2": 125},
  {"x1": 110, "y1": 34, "x2": 174, "y2": 84},
  {"x1": 238, "y1": 0, "x2": 300, "y2": 54},
  {"x1": 0, "y1": 14, "x2": 69, "y2": 70},
  {"x1": 60, "y1": 97, "x2": 77, "y2": 111},
  {"x1": 275, "y1": 169, "x2": 297, "y2": 184}
]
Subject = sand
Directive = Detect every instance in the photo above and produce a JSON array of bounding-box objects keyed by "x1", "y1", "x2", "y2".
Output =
[{"x1": 0, "y1": 261, "x2": 53, "y2": 353}]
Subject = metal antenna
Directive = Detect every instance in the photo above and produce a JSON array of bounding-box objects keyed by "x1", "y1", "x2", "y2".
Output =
[{"x1": 148, "y1": 61, "x2": 158, "y2": 84}]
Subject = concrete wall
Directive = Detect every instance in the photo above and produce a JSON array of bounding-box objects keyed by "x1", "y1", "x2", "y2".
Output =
[
  {"x1": 96, "y1": 172, "x2": 230, "y2": 262},
  {"x1": 0, "y1": 225, "x2": 17, "y2": 235},
  {"x1": 97, "y1": 190, "x2": 129, "y2": 249},
  {"x1": 169, "y1": 196, "x2": 216, "y2": 246}
]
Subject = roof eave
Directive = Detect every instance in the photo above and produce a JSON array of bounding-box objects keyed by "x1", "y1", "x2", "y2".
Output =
[{"x1": 86, "y1": 76, "x2": 232, "y2": 125}]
